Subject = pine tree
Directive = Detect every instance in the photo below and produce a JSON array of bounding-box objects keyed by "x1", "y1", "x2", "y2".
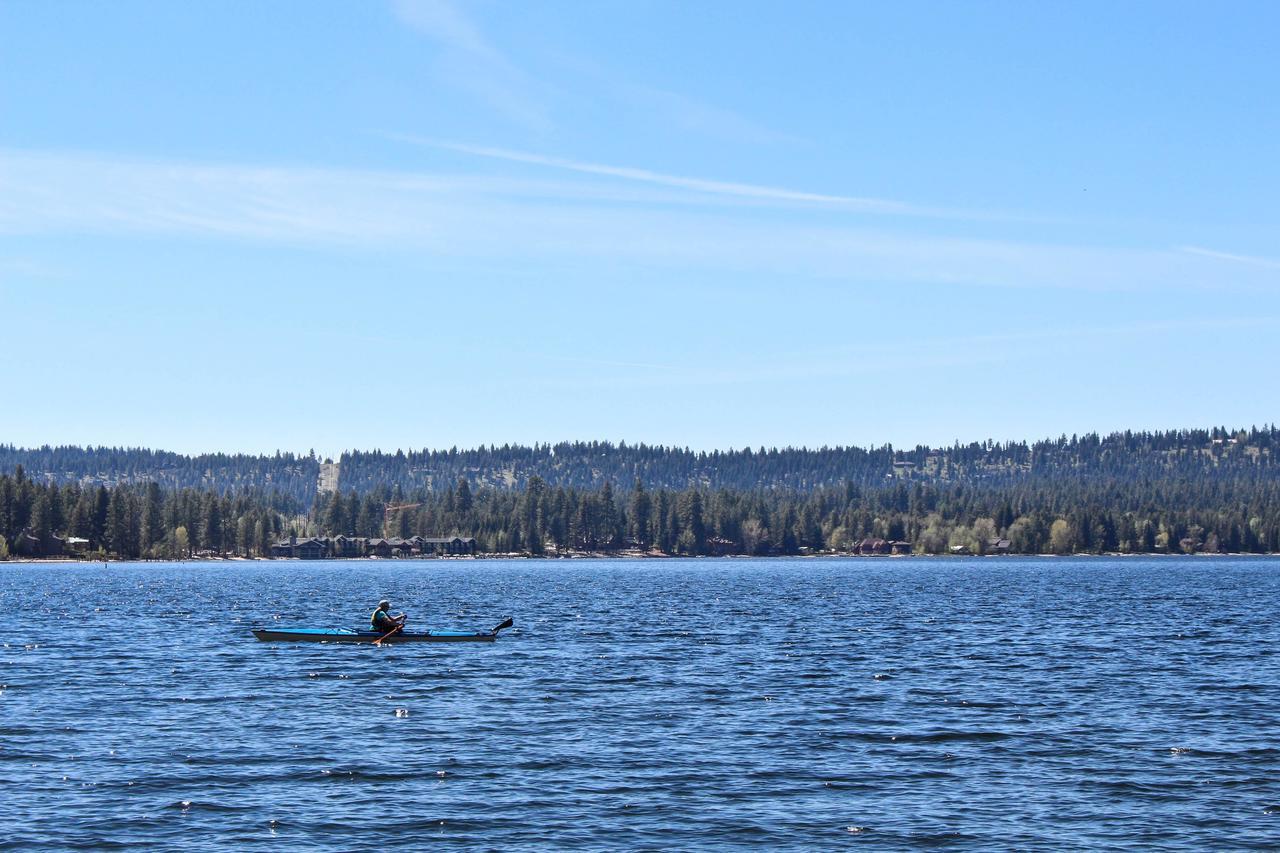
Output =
[
  {"x1": 106, "y1": 491, "x2": 139, "y2": 558},
  {"x1": 234, "y1": 514, "x2": 250, "y2": 556},
  {"x1": 357, "y1": 495, "x2": 381, "y2": 538},
  {"x1": 598, "y1": 481, "x2": 619, "y2": 549},
  {"x1": 68, "y1": 491, "x2": 94, "y2": 540},
  {"x1": 629, "y1": 480, "x2": 652, "y2": 548},
  {"x1": 48, "y1": 487, "x2": 65, "y2": 535},
  {"x1": 30, "y1": 489, "x2": 52, "y2": 538},
  {"x1": 201, "y1": 493, "x2": 223, "y2": 555},
  {"x1": 523, "y1": 476, "x2": 546, "y2": 555},
  {"x1": 91, "y1": 487, "x2": 110, "y2": 549},
  {"x1": 141, "y1": 482, "x2": 165, "y2": 555},
  {"x1": 547, "y1": 489, "x2": 569, "y2": 553},
  {"x1": 256, "y1": 516, "x2": 273, "y2": 556},
  {"x1": 322, "y1": 492, "x2": 346, "y2": 535},
  {"x1": 0, "y1": 477, "x2": 13, "y2": 541},
  {"x1": 677, "y1": 491, "x2": 706, "y2": 555}
]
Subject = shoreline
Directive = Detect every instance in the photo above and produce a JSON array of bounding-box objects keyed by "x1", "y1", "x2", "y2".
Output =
[{"x1": 5, "y1": 551, "x2": 1277, "y2": 566}]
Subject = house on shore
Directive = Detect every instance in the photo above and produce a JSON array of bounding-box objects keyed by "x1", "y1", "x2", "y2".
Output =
[
  {"x1": 705, "y1": 536, "x2": 737, "y2": 556},
  {"x1": 852, "y1": 538, "x2": 913, "y2": 555},
  {"x1": 986, "y1": 537, "x2": 1013, "y2": 554},
  {"x1": 270, "y1": 536, "x2": 330, "y2": 559},
  {"x1": 332, "y1": 535, "x2": 362, "y2": 558},
  {"x1": 12, "y1": 527, "x2": 64, "y2": 558},
  {"x1": 855, "y1": 538, "x2": 890, "y2": 555},
  {"x1": 267, "y1": 533, "x2": 479, "y2": 558},
  {"x1": 420, "y1": 536, "x2": 477, "y2": 556}
]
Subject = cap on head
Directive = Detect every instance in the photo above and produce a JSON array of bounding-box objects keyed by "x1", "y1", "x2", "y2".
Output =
[{"x1": 379, "y1": 599, "x2": 390, "y2": 610}]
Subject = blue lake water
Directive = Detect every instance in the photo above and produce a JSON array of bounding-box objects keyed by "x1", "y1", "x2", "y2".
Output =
[{"x1": 3, "y1": 557, "x2": 1280, "y2": 849}]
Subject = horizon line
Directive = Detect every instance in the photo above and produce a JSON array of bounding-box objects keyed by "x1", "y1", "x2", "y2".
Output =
[{"x1": 2, "y1": 422, "x2": 1275, "y2": 462}]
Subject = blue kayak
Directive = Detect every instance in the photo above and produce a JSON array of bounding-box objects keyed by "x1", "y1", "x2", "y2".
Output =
[{"x1": 252, "y1": 618, "x2": 513, "y2": 644}]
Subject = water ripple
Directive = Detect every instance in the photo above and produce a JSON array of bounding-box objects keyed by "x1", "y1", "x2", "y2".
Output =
[{"x1": 2, "y1": 557, "x2": 1279, "y2": 849}]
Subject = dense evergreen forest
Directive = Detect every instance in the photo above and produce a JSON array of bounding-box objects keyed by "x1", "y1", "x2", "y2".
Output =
[
  {"x1": 4, "y1": 426, "x2": 1278, "y2": 502},
  {"x1": 0, "y1": 445, "x2": 320, "y2": 503},
  {"x1": 1, "y1": 426, "x2": 1278, "y2": 559}
]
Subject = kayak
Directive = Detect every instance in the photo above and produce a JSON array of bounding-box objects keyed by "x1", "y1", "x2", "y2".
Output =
[{"x1": 252, "y1": 617, "x2": 513, "y2": 644}]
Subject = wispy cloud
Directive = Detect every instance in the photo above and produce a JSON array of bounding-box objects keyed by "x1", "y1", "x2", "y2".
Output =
[
  {"x1": 390, "y1": 1, "x2": 799, "y2": 148},
  {"x1": 536, "y1": 46, "x2": 802, "y2": 147},
  {"x1": 554, "y1": 316, "x2": 1280, "y2": 391},
  {"x1": 392, "y1": 0, "x2": 491, "y2": 55},
  {"x1": 389, "y1": 134, "x2": 950, "y2": 216},
  {"x1": 622, "y1": 84, "x2": 803, "y2": 147},
  {"x1": 2, "y1": 148, "x2": 1278, "y2": 295},
  {"x1": 1179, "y1": 245, "x2": 1280, "y2": 269},
  {"x1": 0, "y1": 256, "x2": 64, "y2": 280},
  {"x1": 390, "y1": 0, "x2": 551, "y2": 131}
]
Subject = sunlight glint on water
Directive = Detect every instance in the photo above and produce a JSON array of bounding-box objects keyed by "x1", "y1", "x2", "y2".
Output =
[{"x1": 3, "y1": 557, "x2": 1279, "y2": 849}]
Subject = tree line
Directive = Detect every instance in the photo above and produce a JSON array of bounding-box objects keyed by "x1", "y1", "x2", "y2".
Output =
[
  {"x1": 0, "y1": 466, "x2": 301, "y2": 560},
  {"x1": 0, "y1": 444, "x2": 320, "y2": 504},
  {"x1": 3, "y1": 462, "x2": 1278, "y2": 559},
  {"x1": 3, "y1": 426, "x2": 1276, "y2": 505}
]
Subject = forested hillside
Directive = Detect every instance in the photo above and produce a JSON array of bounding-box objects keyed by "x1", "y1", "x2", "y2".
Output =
[
  {"x1": 3, "y1": 426, "x2": 1277, "y2": 504},
  {"x1": 2, "y1": 463, "x2": 1278, "y2": 560},
  {"x1": 1, "y1": 426, "x2": 1278, "y2": 560},
  {"x1": 0, "y1": 445, "x2": 319, "y2": 503}
]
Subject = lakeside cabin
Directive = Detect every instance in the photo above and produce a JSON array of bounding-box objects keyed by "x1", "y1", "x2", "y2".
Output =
[
  {"x1": 421, "y1": 536, "x2": 478, "y2": 556},
  {"x1": 852, "y1": 538, "x2": 913, "y2": 555},
  {"x1": 12, "y1": 527, "x2": 65, "y2": 558},
  {"x1": 269, "y1": 534, "x2": 477, "y2": 559}
]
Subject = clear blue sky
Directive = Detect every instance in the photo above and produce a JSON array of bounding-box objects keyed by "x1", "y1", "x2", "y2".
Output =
[{"x1": 2, "y1": 1, "x2": 1277, "y2": 455}]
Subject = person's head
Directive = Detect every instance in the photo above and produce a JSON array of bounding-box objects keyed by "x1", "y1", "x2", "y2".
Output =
[{"x1": 378, "y1": 599, "x2": 390, "y2": 611}]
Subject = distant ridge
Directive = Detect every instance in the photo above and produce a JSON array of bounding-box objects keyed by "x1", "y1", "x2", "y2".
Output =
[{"x1": 2, "y1": 426, "x2": 1276, "y2": 508}]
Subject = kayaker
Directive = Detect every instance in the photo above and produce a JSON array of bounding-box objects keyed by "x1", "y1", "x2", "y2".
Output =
[{"x1": 371, "y1": 599, "x2": 406, "y2": 636}]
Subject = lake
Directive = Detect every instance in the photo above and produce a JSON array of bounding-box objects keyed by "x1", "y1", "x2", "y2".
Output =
[{"x1": 3, "y1": 557, "x2": 1279, "y2": 849}]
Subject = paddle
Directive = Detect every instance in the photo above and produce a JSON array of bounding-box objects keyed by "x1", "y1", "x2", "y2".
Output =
[
  {"x1": 374, "y1": 615, "x2": 511, "y2": 644},
  {"x1": 372, "y1": 614, "x2": 407, "y2": 646}
]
